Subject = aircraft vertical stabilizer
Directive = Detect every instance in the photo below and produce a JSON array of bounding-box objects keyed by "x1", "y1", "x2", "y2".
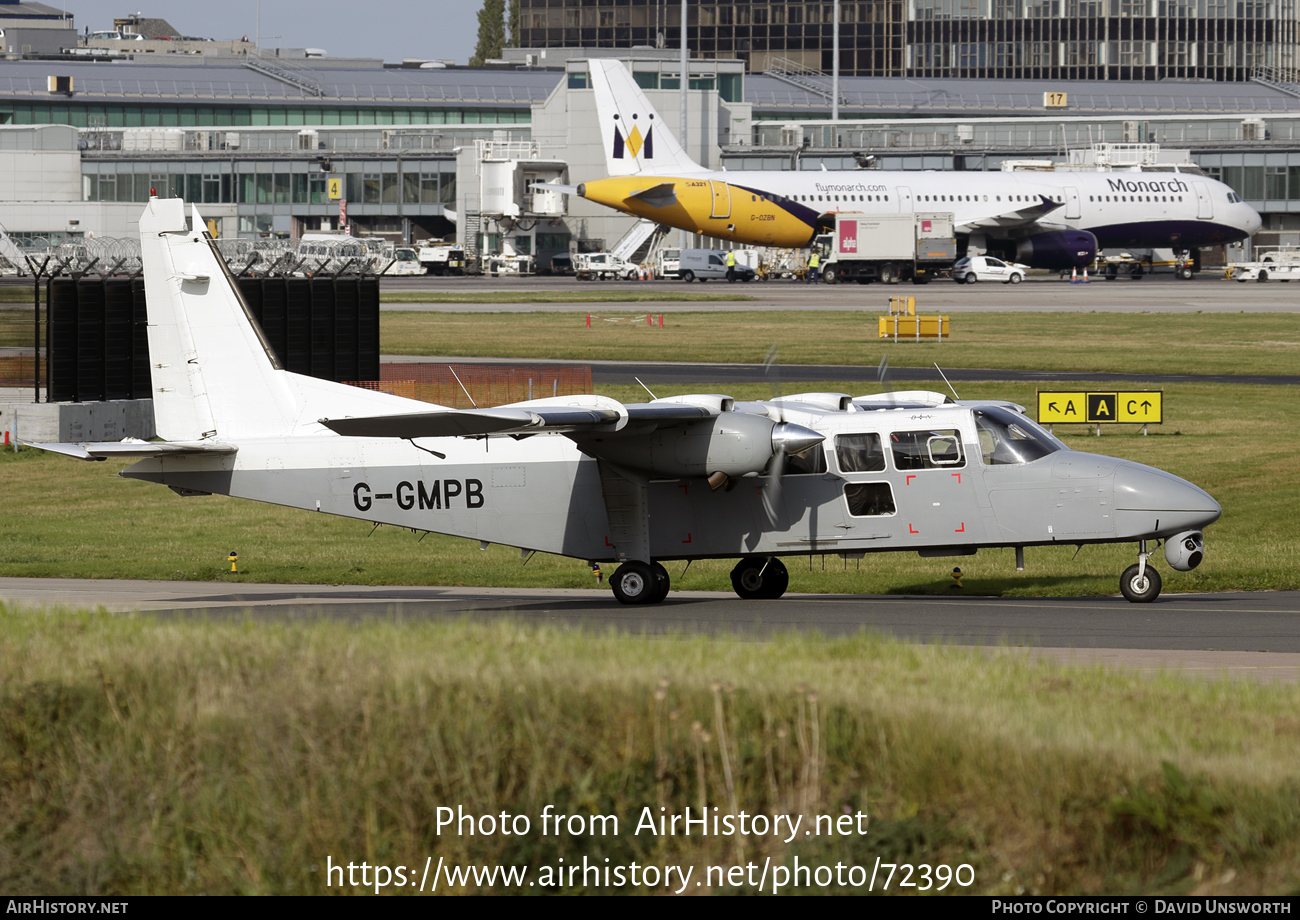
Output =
[
  {"x1": 138, "y1": 199, "x2": 299, "y2": 441},
  {"x1": 587, "y1": 59, "x2": 702, "y2": 177}
]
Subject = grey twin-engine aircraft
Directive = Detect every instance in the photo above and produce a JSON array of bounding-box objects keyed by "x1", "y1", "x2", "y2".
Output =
[{"x1": 34, "y1": 198, "x2": 1221, "y2": 605}]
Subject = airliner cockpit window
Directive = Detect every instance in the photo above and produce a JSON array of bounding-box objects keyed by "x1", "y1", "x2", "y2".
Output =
[{"x1": 973, "y1": 406, "x2": 1063, "y2": 465}]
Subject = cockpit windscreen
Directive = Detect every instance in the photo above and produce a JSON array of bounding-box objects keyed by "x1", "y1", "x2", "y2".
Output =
[{"x1": 973, "y1": 406, "x2": 1063, "y2": 465}]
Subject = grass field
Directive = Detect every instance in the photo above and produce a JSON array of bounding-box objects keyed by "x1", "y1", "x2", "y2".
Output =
[
  {"x1": 2, "y1": 611, "x2": 1298, "y2": 895},
  {"x1": 2, "y1": 379, "x2": 1296, "y2": 596},
  {"x1": 378, "y1": 291, "x2": 757, "y2": 304},
  {"x1": 378, "y1": 310, "x2": 1300, "y2": 377},
  {"x1": 4, "y1": 307, "x2": 1298, "y2": 378}
]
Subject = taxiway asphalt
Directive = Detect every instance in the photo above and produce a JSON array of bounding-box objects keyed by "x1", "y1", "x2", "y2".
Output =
[{"x1": 5, "y1": 578, "x2": 1297, "y2": 681}]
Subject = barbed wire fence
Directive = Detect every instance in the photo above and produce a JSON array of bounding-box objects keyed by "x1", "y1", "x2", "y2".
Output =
[{"x1": 1, "y1": 236, "x2": 400, "y2": 278}]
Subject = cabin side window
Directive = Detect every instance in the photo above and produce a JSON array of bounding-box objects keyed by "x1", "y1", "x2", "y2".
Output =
[
  {"x1": 835, "y1": 433, "x2": 886, "y2": 473},
  {"x1": 845, "y1": 482, "x2": 896, "y2": 517},
  {"x1": 889, "y1": 429, "x2": 965, "y2": 470}
]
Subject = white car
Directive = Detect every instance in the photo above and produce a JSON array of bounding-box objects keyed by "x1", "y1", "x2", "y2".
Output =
[{"x1": 953, "y1": 255, "x2": 1025, "y2": 285}]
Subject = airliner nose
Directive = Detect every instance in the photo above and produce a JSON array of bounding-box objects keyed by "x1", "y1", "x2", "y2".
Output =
[
  {"x1": 1113, "y1": 461, "x2": 1221, "y2": 537},
  {"x1": 1246, "y1": 206, "x2": 1263, "y2": 235}
]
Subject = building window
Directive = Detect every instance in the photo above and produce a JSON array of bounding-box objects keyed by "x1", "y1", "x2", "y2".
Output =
[
  {"x1": 1066, "y1": 41, "x2": 1100, "y2": 65},
  {"x1": 1113, "y1": 41, "x2": 1147, "y2": 66},
  {"x1": 1266, "y1": 166, "x2": 1287, "y2": 199},
  {"x1": 363, "y1": 173, "x2": 381, "y2": 204},
  {"x1": 958, "y1": 42, "x2": 986, "y2": 68},
  {"x1": 1159, "y1": 42, "x2": 1190, "y2": 66}
]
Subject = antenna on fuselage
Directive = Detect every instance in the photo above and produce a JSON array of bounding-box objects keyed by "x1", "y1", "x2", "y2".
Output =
[
  {"x1": 934, "y1": 362, "x2": 961, "y2": 401},
  {"x1": 448, "y1": 365, "x2": 478, "y2": 408}
]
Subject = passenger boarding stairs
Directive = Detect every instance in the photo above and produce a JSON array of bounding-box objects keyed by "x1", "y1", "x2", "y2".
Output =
[{"x1": 611, "y1": 219, "x2": 670, "y2": 265}]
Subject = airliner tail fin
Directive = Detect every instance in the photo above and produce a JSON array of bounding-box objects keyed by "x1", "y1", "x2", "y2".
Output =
[{"x1": 587, "y1": 59, "x2": 701, "y2": 177}]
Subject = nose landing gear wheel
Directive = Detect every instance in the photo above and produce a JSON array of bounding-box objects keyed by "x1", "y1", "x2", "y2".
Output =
[
  {"x1": 610, "y1": 561, "x2": 670, "y2": 605},
  {"x1": 1119, "y1": 563, "x2": 1162, "y2": 603},
  {"x1": 730, "y1": 556, "x2": 790, "y2": 600}
]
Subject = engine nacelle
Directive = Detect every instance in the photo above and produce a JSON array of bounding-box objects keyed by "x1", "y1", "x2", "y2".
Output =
[
  {"x1": 1164, "y1": 530, "x2": 1204, "y2": 571},
  {"x1": 575, "y1": 413, "x2": 823, "y2": 479},
  {"x1": 1014, "y1": 229, "x2": 1098, "y2": 270}
]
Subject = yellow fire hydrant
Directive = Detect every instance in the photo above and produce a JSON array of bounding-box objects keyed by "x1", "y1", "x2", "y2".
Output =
[
  {"x1": 228, "y1": 551, "x2": 239, "y2": 574},
  {"x1": 950, "y1": 566, "x2": 963, "y2": 590}
]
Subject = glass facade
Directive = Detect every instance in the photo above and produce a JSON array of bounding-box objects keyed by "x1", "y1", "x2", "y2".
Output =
[
  {"x1": 517, "y1": 0, "x2": 1297, "y2": 79},
  {"x1": 82, "y1": 163, "x2": 455, "y2": 206},
  {"x1": 0, "y1": 103, "x2": 530, "y2": 128}
]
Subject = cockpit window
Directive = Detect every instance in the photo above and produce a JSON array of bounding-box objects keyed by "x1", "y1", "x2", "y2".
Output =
[
  {"x1": 1226, "y1": 191, "x2": 1243, "y2": 203},
  {"x1": 835, "y1": 433, "x2": 886, "y2": 473},
  {"x1": 890, "y1": 429, "x2": 965, "y2": 470},
  {"x1": 973, "y1": 406, "x2": 1063, "y2": 465},
  {"x1": 783, "y1": 444, "x2": 827, "y2": 475}
]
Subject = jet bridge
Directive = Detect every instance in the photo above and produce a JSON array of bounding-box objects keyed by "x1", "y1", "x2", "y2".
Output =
[{"x1": 471, "y1": 137, "x2": 569, "y2": 274}]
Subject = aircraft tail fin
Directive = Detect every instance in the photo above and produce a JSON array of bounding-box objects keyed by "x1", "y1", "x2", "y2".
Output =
[
  {"x1": 138, "y1": 199, "x2": 435, "y2": 442},
  {"x1": 587, "y1": 59, "x2": 701, "y2": 177}
]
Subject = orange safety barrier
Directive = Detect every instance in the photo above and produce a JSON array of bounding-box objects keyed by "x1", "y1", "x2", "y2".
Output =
[
  {"x1": 586, "y1": 314, "x2": 666, "y2": 327},
  {"x1": 347, "y1": 363, "x2": 593, "y2": 410},
  {"x1": 0, "y1": 355, "x2": 39, "y2": 389}
]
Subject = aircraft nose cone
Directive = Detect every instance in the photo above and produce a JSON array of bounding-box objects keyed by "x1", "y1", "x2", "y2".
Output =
[
  {"x1": 1114, "y1": 462, "x2": 1221, "y2": 531},
  {"x1": 772, "y1": 422, "x2": 825, "y2": 456}
]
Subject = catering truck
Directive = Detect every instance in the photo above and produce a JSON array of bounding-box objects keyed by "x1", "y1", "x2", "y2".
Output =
[{"x1": 816, "y1": 212, "x2": 957, "y2": 285}]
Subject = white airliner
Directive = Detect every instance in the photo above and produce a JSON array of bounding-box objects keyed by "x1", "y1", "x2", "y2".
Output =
[{"x1": 571, "y1": 60, "x2": 1261, "y2": 270}]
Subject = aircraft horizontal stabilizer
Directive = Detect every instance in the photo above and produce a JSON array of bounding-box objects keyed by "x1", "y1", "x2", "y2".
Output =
[
  {"x1": 321, "y1": 401, "x2": 716, "y2": 440},
  {"x1": 957, "y1": 194, "x2": 1062, "y2": 233},
  {"x1": 625, "y1": 182, "x2": 677, "y2": 208},
  {"x1": 29, "y1": 439, "x2": 238, "y2": 462}
]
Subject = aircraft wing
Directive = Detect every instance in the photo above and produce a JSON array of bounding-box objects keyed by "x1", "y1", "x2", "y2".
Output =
[
  {"x1": 320, "y1": 402, "x2": 715, "y2": 440},
  {"x1": 30, "y1": 439, "x2": 238, "y2": 461},
  {"x1": 956, "y1": 195, "x2": 1063, "y2": 233}
]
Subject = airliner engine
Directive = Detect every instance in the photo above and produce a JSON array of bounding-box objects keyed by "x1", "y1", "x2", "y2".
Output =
[{"x1": 1014, "y1": 229, "x2": 1098, "y2": 270}]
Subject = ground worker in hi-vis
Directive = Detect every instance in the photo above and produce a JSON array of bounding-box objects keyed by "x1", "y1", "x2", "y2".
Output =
[
  {"x1": 807, "y1": 250, "x2": 821, "y2": 284},
  {"x1": 725, "y1": 250, "x2": 736, "y2": 283}
]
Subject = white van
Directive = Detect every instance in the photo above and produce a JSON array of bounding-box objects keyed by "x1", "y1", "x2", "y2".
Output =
[
  {"x1": 657, "y1": 248, "x2": 681, "y2": 277},
  {"x1": 678, "y1": 249, "x2": 755, "y2": 283}
]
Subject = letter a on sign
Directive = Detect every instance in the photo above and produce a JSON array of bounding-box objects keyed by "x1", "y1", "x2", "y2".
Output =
[{"x1": 1087, "y1": 393, "x2": 1117, "y2": 422}]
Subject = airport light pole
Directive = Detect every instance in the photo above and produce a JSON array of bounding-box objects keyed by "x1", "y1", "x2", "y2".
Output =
[
  {"x1": 832, "y1": 0, "x2": 839, "y2": 122},
  {"x1": 680, "y1": 0, "x2": 688, "y2": 157}
]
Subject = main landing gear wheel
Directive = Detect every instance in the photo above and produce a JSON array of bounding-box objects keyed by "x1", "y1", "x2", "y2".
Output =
[
  {"x1": 1119, "y1": 563, "x2": 1162, "y2": 603},
  {"x1": 1178, "y1": 265, "x2": 1195, "y2": 280},
  {"x1": 611, "y1": 560, "x2": 669, "y2": 605},
  {"x1": 730, "y1": 556, "x2": 790, "y2": 600}
]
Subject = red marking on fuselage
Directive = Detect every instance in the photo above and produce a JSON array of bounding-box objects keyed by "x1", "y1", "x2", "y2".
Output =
[
  {"x1": 906, "y1": 475, "x2": 916, "y2": 486},
  {"x1": 909, "y1": 524, "x2": 918, "y2": 534},
  {"x1": 604, "y1": 536, "x2": 615, "y2": 547},
  {"x1": 678, "y1": 484, "x2": 689, "y2": 496},
  {"x1": 955, "y1": 522, "x2": 965, "y2": 533},
  {"x1": 682, "y1": 533, "x2": 692, "y2": 544},
  {"x1": 951, "y1": 473, "x2": 962, "y2": 484}
]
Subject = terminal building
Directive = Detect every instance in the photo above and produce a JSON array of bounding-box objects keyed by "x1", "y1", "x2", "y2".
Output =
[
  {"x1": 4, "y1": 40, "x2": 1300, "y2": 263},
  {"x1": 515, "y1": 0, "x2": 1299, "y2": 81}
]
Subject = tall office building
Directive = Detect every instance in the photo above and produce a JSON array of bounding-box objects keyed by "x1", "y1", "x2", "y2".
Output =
[{"x1": 516, "y1": 0, "x2": 1298, "y2": 80}]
